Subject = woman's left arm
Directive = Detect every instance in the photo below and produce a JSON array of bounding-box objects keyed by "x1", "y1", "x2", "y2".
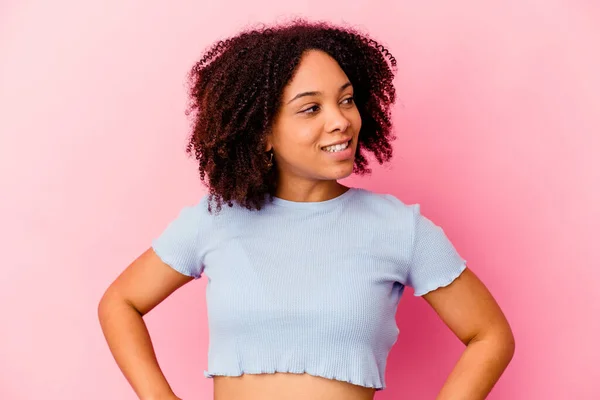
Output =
[{"x1": 423, "y1": 267, "x2": 515, "y2": 400}]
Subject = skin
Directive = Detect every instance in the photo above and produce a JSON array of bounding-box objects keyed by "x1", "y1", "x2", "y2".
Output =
[
  {"x1": 264, "y1": 49, "x2": 361, "y2": 203},
  {"x1": 98, "y1": 50, "x2": 514, "y2": 400}
]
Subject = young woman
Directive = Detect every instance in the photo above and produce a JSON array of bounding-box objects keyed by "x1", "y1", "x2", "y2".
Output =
[{"x1": 98, "y1": 20, "x2": 515, "y2": 400}]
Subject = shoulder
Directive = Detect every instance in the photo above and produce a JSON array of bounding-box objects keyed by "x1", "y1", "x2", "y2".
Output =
[
  {"x1": 157, "y1": 194, "x2": 221, "y2": 238},
  {"x1": 184, "y1": 194, "x2": 257, "y2": 231},
  {"x1": 185, "y1": 194, "x2": 240, "y2": 218},
  {"x1": 151, "y1": 194, "x2": 222, "y2": 254},
  {"x1": 350, "y1": 188, "x2": 419, "y2": 220}
]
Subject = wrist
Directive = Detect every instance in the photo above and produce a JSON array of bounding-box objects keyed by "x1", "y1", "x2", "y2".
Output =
[{"x1": 142, "y1": 393, "x2": 180, "y2": 400}]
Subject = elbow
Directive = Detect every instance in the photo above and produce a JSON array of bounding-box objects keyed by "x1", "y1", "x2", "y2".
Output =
[
  {"x1": 470, "y1": 324, "x2": 516, "y2": 365},
  {"x1": 97, "y1": 289, "x2": 113, "y2": 326},
  {"x1": 489, "y1": 325, "x2": 516, "y2": 365},
  {"x1": 97, "y1": 287, "x2": 127, "y2": 326},
  {"x1": 97, "y1": 286, "x2": 142, "y2": 327},
  {"x1": 496, "y1": 319, "x2": 516, "y2": 359},
  {"x1": 504, "y1": 329, "x2": 516, "y2": 362}
]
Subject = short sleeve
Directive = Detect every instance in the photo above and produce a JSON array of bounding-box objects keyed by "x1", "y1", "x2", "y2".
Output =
[
  {"x1": 151, "y1": 204, "x2": 205, "y2": 279},
  {"x1": 407, "y1": 204, "x2": 467, "y2": 296}
]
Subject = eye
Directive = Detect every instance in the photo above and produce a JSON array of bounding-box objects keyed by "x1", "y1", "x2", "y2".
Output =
[
  {"x1": 300, "y1": 105, "x2": 320, "y2": 114},
  {"x1": 341, "y1": 96, "x2": 355, "y2": 105}
]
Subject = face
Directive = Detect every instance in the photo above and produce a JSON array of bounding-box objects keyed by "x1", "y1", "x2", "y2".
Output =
[{"x1": 266, "y1": 49, "x2": 362, "y2": 185}]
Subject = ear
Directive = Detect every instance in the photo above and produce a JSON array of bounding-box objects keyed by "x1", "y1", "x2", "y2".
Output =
[{"x1": 264, "y1": 130, "x2": 273, "y2": 152}]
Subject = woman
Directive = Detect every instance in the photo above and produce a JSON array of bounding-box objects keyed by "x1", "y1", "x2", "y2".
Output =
[{"x1": 98, "y1": 20, "x2": 515, "y2": 400}]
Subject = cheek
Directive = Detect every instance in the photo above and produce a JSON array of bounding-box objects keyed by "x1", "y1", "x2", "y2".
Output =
[
  {"x1": 351, "y1": 109, "x2": 362, "y2": 131},
  {"x1": 276, "y1": 122, "x2": 320, "y2": 149},
  {"x1": 294, "y1": 119, "x2": 321, "y2": 142}
]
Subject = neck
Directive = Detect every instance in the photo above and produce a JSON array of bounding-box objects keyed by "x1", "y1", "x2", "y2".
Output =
[{"x1": 274, "y1": 178, "x2": 349, "y2": 203}]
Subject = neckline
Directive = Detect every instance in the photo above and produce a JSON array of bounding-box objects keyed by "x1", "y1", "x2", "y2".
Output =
[{"x1": 271, "y1": 187, "x2": 358, "y2": 210}]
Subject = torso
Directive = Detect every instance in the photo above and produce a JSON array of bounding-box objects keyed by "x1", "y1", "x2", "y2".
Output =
[
  {"x1": 197, "y1": 190, "x2": 412, "y2": 395},
  {"x1": 213, "y1": 373, "x2": 376, "y2": 400}
]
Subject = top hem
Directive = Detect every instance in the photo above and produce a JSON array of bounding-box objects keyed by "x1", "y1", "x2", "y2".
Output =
[{"x1": 203, "y1": 367, "x2": 386, "y2": 391}]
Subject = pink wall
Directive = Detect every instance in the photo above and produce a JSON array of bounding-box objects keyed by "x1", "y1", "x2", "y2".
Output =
[{"x1": 1, "y1": 1, "x2": 598, "y2": 399}]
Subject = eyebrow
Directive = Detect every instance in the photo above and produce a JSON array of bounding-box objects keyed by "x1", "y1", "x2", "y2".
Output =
[{"x1": 286, "y1": 82, "x2": 353, "y2": 105}]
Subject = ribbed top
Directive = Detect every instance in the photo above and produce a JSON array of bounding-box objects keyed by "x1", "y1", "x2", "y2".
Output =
[{"x1": 151, "y1": 188, "x2": 467, "y2": 390}]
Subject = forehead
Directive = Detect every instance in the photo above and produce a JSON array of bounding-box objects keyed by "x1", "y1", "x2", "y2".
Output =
[{"x1": 282, "y1": 50, "x2": 350, "y2": 97}]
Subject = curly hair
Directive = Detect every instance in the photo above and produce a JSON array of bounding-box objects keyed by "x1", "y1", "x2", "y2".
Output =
[{"x1": 185, "y1": 19, "x2": 397, "y2": 212}]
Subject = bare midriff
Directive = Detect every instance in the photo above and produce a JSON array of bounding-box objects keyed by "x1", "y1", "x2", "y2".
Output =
[{"x1": 213, "y1": 372, "x2": 377, "y2": 400}]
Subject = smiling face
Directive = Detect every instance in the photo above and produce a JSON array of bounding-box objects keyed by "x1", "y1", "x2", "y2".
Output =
[{"x1": 266, "y1": 49, "x2": 362, "y2": 189}]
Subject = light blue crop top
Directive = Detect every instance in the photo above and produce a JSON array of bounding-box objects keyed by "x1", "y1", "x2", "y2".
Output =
[{"x1": 151, "y1": 188, "x2": 467, "y2": 390}]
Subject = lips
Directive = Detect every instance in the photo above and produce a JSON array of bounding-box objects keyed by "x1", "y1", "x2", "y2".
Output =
[
  {"x1": 322, "y1": 140, "x2": 350, "y2": 153},
  {"x1": 321, "y1": 140, "x2": 354, "y2": 161},
  {"x1": 321, "y1": 137, "x2": 353, "y2": 149}
]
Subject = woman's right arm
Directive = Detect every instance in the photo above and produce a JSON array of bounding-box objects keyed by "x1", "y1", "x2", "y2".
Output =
[{"x1": 98, "y1": 247, "x2": 194, "y2": 400}]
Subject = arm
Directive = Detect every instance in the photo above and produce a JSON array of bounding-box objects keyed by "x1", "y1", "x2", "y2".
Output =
[
  {"x1": 423, "y1": 267, "x2": 515, "y2": 400},
  {"x1": 98, "y1": 247, "x2": 194, "y2": 400}
]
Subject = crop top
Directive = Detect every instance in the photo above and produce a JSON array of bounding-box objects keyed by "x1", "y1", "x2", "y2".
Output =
[{"x1": 151, "y1": 187, "x2": 467, "y2": 390}]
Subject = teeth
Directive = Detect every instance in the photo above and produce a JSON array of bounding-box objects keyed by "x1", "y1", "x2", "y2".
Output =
[{"x1": 323, "y1": 141, "x2": 349, "y2": 152}]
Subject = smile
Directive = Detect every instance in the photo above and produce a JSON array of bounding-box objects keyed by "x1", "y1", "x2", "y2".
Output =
[{"x1": 322, "y1": 140, "x2": 351, "y2": 153}]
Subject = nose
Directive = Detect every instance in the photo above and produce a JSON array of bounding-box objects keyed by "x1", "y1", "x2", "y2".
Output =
[{"x1": 325, "y1": 108, "x2": 351, "y2": 134}]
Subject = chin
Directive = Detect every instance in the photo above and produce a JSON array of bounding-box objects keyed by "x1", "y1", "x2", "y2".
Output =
[{"x1": 325, "y1": 165, "x2": 354, "y2": 180}]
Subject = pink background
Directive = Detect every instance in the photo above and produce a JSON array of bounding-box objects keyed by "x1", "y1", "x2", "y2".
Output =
[{"x1": 1, "y1": 1, "x2": 599, "y2": 399}]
